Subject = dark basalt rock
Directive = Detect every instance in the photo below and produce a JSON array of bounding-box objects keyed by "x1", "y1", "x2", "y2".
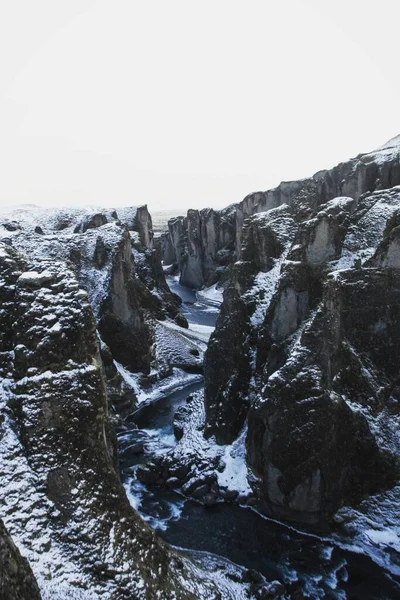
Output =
[
  {"x1": 247, "y1": 269, "x2": 400, "y2": 523},
  {"x1": 0, "y1": 518, "x2": 42, "y2": 600},
  {"x1": 164, "y1": 207, "x2": 237, "y2": 288},
  {"x1": 163, "y1": 137, "x2": 400, "y2": 290},
  {"x1": 117, "y1": 205, "x2": 154, "y2": 249},
  {"x1": 2, "y1": 220, "x2": 21, "y2": 232},
  {"x1": 204, "y1": 287, "x2": 252, "y2": 445},
  {"x1": 0, "y1": 243, "x2": 235, "y2": 599},
  {"x1": 73, "y1": 212, "x2": 108, "y2": 233},
  {"x1": 2, "y1": 205, "x2": 186, "y2": 381},
  {"x1": 198, "y1": 138, "x2": 400, "y2": 524}
]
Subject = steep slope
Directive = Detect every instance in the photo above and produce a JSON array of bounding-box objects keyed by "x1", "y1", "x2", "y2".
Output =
[
  {"x1": 203, "y1": 185, "x2": 400, "y2": 525},
  {"x1": 0, "y1": 205, "x2": 195, "y2": 404},
  {"x1": 0, "y1": 242, "x2": 255, "y2": 599},
  {"x1": 0, "y1": 518, "x2": 42, "y2": 600},
  {"x1": 163, "y1": 136, "x2": 400, "y2": 289},
  {"x1": 155, "y1": 139, "x2": 400, "y2": 559}
]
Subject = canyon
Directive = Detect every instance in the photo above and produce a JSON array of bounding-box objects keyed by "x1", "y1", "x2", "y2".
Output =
[{"x1": 1, "y1": 135, "x2": 400, "y2": 599}]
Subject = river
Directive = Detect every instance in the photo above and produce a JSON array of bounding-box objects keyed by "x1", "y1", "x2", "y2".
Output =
[{"x1": 119, "y1": 276, "x2": 400, "y2": 600}]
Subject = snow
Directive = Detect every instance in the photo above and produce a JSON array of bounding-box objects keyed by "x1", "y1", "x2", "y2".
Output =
[
  {"x1": 247, "y1": 261, "x2": 283, "y2": 327},
  {"x1": 377, "y1": 134, "x2": 400, "y2": 150},
  {"x1": 187, "y1": 322, "x2": 214, "y2": 342},
  {"x1": 364, "y1": 529, "x2": 400, "y2": 551},
  {"x1": 114, "y1": 360, "x2": 202, "y2": 406},
  {"x1": 157, "y1": 318, "x2": 209, "y2": 348},
  {"x1": 334, "y1": 187, "x2": 400, "y2": 271},
  {"x1": 18, "y1": 269, "x2": 53, "y2": 282},
  {"x1": 196, "y1": 283, "x2": 223, "y2": 307},
  {"x1": 324, "y1": 196, "x2": 353, "y2": 208},
  {"x1": 174, "y1": 550, "x2": 271, "y2": 600},
  {"x1": 365, "y1": 135, "x2": 400, "y2": 165},
  {"x1": 0, "y1": 375, "x2": 98, "y2": 599},
  {"x1": 217, "y1": 425, "x2": 252, "y2": 495},
  {"x1": 241, "y1": 206, "x2": 297, "y2": 327},
  {"x1": 166, "y1": 391, "x2": 252, "y2": 498},
  {"x1": 0, "y1": 204, "x2": 145, "y2": 236},
  {"x1": 333, "y1": 485, "x2": 400, "y2": 578},
  {"x1": 124, "y1": 478, "x2": 185, "y2": 532},
  {"x1": 154, "y1": 320, "x2": 206, "y2": 371}
]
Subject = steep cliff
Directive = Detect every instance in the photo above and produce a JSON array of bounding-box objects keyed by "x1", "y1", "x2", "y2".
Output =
[
  {"x1": 147, "y1": 138, "x2": 399, "y2": 536},
  {"x1": 164, "y1": 207, "x2": 237, "y2": 288},
  {"x1": 202, "y1": 175, "x2": 400, "y2": 525},
  {"x1": 0, "y1": 242, "x2": 253, "y2": 599},
  {"x1": 0, "y1": 205, "x2": 189, "y2": 386},
  {"x1": 0, "y1": 518, "x2": 42, "y2": 600},
  {"x1": 163, "y1": 136, "x2": 400, "y2": 289}
]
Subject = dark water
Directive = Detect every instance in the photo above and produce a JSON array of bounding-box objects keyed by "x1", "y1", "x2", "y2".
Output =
[
  {"x1": 133, "y1": 379, "x2": 204, "y2": 430},
  {"x1": 162, "y1": 502, "x2": 400, "y2": 600},
  {"x1": 118, "y1": 379, "x2": 203, "y2": 470},
  {"x1": 120, "y1": 279, "x2": 400, "y2": 600}
]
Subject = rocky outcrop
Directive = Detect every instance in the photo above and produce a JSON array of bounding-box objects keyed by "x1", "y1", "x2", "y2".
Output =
[
  {"x1": 247, "y1": 267, "x2": 399, "y2": 523},
  {"x1": 116, "y1": 205, "x2": 154, "y2": 249},
  {"x1": 204, "y1": 287, "x2": 252, "y2": 444},
  {"x1": 163, "y1": 136, "x2": 400, "y2": 289},
  {"x1": 0, "y1": 242, "x2": 244, "y2": 599},
  {"x1": 1, "y1": 205, "x2": 185, "y2": 379},
  {"x1": 0, "y1": 518, "x2": 42, "y2": 600},
  {"x1": 199, "y1": 139, "x2": 400, "y2": 524},
  {"x1": 164, "y1": 207, "x2": 236, "y2": 289}
]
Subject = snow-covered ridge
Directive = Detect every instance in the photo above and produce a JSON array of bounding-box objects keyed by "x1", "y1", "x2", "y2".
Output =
[{"x1": 162, "y1": 134, "x2": 400, "y2": 290}]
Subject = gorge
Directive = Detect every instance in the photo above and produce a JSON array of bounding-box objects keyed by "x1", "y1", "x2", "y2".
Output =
[{"x1": 1, "y1": 136, "x2": 400, "y2": 599}]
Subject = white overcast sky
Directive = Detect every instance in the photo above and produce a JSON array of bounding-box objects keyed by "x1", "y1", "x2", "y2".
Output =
[{"x1": 0, "y1": 0, "x2": 399, "y2": 213}]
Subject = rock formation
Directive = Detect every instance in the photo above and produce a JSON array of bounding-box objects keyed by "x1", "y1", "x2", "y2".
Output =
[
  {"x1": 0, "y1": 208, "x2": 251, "y2": 598},
  {"x1": 163, "y1": 135, "x2": 400, "y2": 289},
  {"x1": 0, "y1": 240, "x2": 257, "y2": 599},
  {"x1": 195, "y1": 137, "x2": 400, "y2": 524},
  {"x1": 0, "y1": 518, "x2": 42, "y2": 600},
  {"x1": 1, "y1": 205, "x2": 188, "y2": 375},
  {"x1": 163, "y1": 207, "x2": 237, "y2": 288}
]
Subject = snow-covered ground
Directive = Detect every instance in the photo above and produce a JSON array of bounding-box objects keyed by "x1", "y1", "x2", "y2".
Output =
[{"x1": 196, "y1": 283, "x2": 224, "y2": 307}]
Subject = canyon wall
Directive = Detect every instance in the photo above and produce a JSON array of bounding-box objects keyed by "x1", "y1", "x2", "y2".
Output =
[
  {"x1": 0, "y1": 207, "x2": 233, "y2": 598},
  {"x1": 163, "y1": 136, "x2": 400, "y2": 289},
  {"x1": 203, "y1": 174, "x2": 400, "y2": 523},
  {"x1": 0, "y1": 518, "x2": 42, "y2": 600},
  {"x1": 167, "y1": 137, "x2": 400, "y2": 525}
]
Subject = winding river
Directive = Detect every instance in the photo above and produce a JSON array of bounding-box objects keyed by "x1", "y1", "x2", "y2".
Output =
[{"x1": 118, "y1": 277, "x2": 400, "y2": 600}]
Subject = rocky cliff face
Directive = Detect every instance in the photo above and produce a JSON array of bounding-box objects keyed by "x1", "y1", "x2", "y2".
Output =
[
  {"x1": 163, "y1": 136, "x2": 400, "y2": 289},
  {"x1": 1, "y1": 205, "x2": 187, "y2": 378},
  {"x1": 204, "y1": 287, "x2": 252, "y2": 444},
  {"x1": 0, "y1": 206, "x2": 246, "y2": 598},
  {"x1": 0, "y1": 241, "x2": 249, "y2": 599},
  {"x1": 0, "y1": 518, "x2": 42, "y2": 600},
  {"x1": 199, "y1": 138, "x2": 400, "y2": 525},
  {"x1": 163, "y1": 207, "x2": 237, "y2": 288}
]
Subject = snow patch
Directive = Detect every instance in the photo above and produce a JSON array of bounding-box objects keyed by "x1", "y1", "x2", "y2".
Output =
[
  {"x1": 196, "y1": 284, "x2": 223, "y2": 307},
  {"x1": 217, "y1": 425, "x2": 252, "y2": 495}
]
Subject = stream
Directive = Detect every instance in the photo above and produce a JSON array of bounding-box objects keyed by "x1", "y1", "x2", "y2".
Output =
[{"x1": 119, "y1": 277, "x2": 400, "y2": 600}]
